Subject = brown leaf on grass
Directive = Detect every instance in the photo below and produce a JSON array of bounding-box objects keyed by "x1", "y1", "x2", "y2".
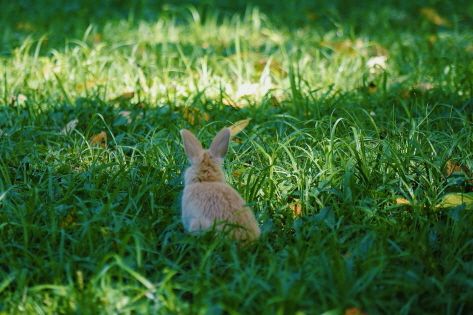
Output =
[
  {"x1": 420, "y1": 7, "x2": 451, "y2": 27},
  {"x1": 111, "y1": 91, "x2": 135, "y2": 102},
  {"x1": 395, "y1": 197, "x2": 411, "y2": 206},
  {"x1": 444, "y1": 160, "x2": 470, "y2": 177},
  {"x1": 290, "y1": 201, "x2": 302, "y2": 216},
  {"x1": 89, "y1": 131, "x2": 107, "y2": 147},
  {"x1": 229, "y1": 119, "x2": 251, "y2": 137},
  {"x1": 345, "y1": 307, "x2": 366, "y2": 315}
]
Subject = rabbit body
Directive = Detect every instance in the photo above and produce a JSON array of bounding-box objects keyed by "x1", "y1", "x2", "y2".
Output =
[{"x1": 180, "y1": 128, "x2": 260, "y2": 241}]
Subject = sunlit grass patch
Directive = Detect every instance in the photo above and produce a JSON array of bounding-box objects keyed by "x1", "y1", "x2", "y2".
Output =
[{"x1": 1, "y1": 1, "x2": 473, "y2": 314}]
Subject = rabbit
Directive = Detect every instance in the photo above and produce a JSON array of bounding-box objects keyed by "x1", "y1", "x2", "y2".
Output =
[{"x1": 180, "y1": 128, "x2": 261, "y2": 241}]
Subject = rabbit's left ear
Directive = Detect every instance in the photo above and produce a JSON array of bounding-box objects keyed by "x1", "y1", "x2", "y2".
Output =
[
  {"x1": 181, "y1": 129, "x2": 203, "y2": 162},
  {"x1": 210, "y1": 128, "x2": 231, "y2": 158}
]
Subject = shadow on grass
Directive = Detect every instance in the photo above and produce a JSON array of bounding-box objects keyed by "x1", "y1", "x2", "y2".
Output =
[{"x1": 1, "y1": 0, "x2": 472, "y2": 53}]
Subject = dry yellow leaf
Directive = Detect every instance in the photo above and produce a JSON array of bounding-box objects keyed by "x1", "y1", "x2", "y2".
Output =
[
  {"x1": 89, "y1": 131, "x2": 107, "y2": 147},
  {"x1": 290, "y1": 201, "x2": 302, "y2": 216},
  {"x1": 395, "y1": 197, "x2": 411, "y2": 206},
  {"x1": 111, "y1": 91, "x2": 135, "y2": 102},
  {"x1": 444, "y1": 160, "x2": 469, "y2": 177},
  {"x1": 420, "y1": 7, "x2": 451, "y2": 27},
  {"x1": 436, "y1": 193, "x2": 473, "y2": 210},
  {"x1": 229, "y1": 119, "x2": 251, "y2": 136}
]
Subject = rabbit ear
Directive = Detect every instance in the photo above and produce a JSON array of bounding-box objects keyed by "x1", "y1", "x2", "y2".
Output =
[
  {"x1": 210, "y1": 128, "x2": 231, "y2": 158},
  {"x1": 181, "y1": 129, "x2": 203, "y2": 161}
]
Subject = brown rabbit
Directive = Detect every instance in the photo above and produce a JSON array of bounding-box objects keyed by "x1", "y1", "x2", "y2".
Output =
[{"x1": 180, "y1": 128, "x2": 260, "y2": 241}]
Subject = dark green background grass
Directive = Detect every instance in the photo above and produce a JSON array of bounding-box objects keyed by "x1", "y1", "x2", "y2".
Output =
[{"x1": 0, "y1": 0, "x2": 472, "y2": 314}]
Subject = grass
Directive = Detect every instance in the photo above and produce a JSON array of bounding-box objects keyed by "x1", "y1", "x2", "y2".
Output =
[{"x1": 1, "y1": 0, "x2": 473, "y2": 314}]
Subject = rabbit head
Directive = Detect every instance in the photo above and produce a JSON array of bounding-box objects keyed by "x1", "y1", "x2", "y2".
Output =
[{"x1": 181, "y1": 128, "x2": 231, "y2": 185}]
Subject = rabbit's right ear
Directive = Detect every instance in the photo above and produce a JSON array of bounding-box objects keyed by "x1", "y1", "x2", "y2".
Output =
[{"x1": 181, "y1": 129, "x2": 203, "y2": 161}]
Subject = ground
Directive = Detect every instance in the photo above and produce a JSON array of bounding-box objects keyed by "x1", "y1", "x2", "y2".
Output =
[{"x1": 0, "y1": 0, "x2": 473, "y2": 314}]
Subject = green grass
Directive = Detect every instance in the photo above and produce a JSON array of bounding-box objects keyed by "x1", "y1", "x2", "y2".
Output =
[{"x1": 1, "y1": 0, "x2": 473, "y2": 314}]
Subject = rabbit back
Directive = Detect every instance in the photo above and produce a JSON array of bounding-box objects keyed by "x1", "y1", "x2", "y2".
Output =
[{"x1": 182, "y1": 182, "x2": 260, "y2": 240}]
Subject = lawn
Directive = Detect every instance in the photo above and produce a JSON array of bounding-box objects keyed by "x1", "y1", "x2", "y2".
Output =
[{"x1": 1, "y1": 0, "x2": 473, "y2": 314}]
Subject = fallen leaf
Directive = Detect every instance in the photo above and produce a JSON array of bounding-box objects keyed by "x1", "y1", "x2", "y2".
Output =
[
  {"x1": 229, "y1": 119, "x2": 251, "y2": 136},
  {"x1": 396, "y1": 197, "x2": 411, "y2": 206},
  {"x1": 444, "y1": 160, "x2": 470, "y2": 177},
  {"x1": 290, "y1": 201, "x2": 302, "y2": 216},
  {"x1": 111, "y1": 91, "x2": 135, "y2": 102},
  {"x1": 436, "y1": 193, "x2": 473, "y2": 210},
  {"x1": 344, "y1": 307, "x2": 366, "y2": 315},
  {"x1": 61, "y1": 119, "x2": 79, "y2": 135},
  {"x1": 420, "y1": 7, "x2": 451, "y2": 27},
  {"x1": 89, "y1": 131, "x2": 107, "y2": 147}
]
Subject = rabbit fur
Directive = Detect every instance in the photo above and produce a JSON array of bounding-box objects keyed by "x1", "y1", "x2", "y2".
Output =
[{"x1": 180, "y1": 128, "x2": 260, "y2": 241}]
